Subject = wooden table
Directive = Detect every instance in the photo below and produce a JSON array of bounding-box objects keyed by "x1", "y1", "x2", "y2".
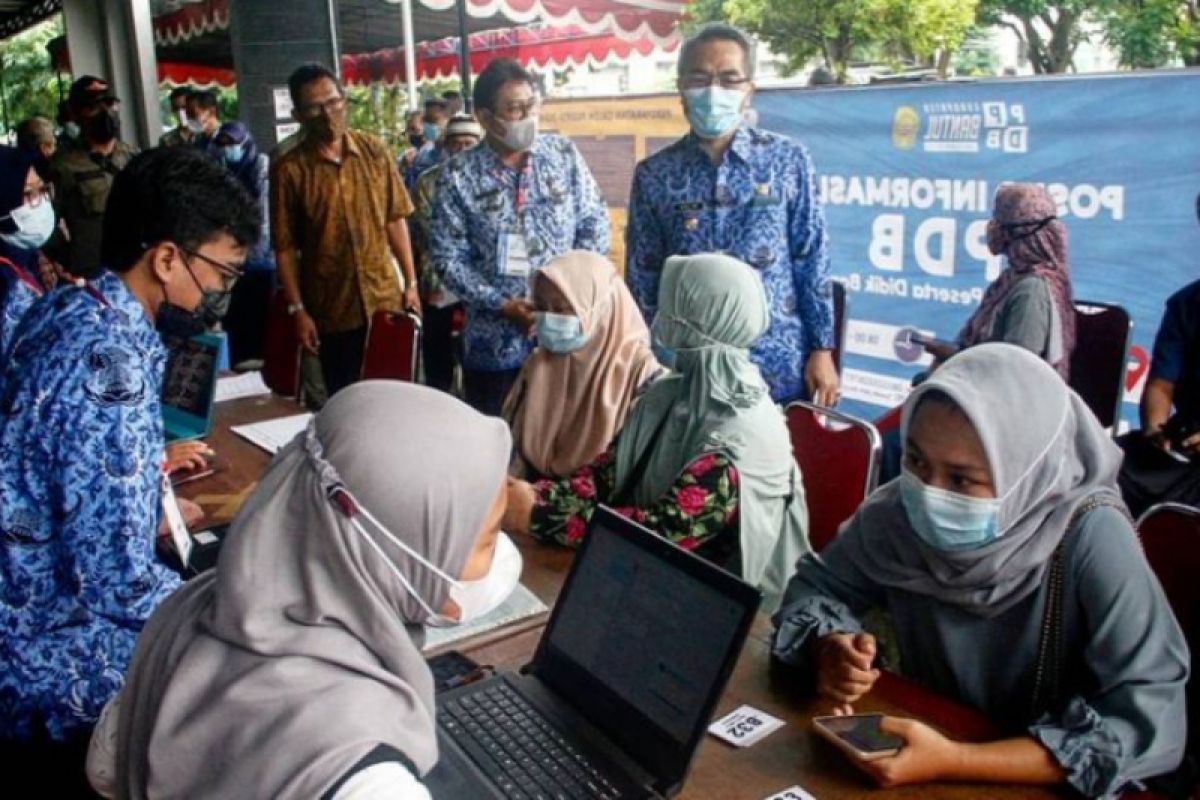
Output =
[{"x1": 185, "y1": 394, "x2": 1064, "y2": 800}]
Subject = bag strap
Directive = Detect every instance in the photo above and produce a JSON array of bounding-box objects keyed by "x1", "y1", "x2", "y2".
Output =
[{"x1": 1029, "y1": 493, "x2": 1132, "y2": 720}]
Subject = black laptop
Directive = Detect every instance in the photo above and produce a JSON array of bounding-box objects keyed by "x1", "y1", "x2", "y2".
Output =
[{"x1": 424, "y1": 506, "x2": 761, "y2": 800}]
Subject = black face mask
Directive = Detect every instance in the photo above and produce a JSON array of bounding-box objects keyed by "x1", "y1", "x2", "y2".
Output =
[
  {"x1": 408, "y1": 132, "x2": 424, "y2": 148},
  {"x1": 86, "y1": 108, "x2": 120, "y2": 144},
  {"x1": 155, "y1": 257, "x2": 232, "y2": 340}
]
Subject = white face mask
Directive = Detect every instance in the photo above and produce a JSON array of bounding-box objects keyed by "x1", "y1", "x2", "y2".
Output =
[
  {"x1": 427, "y1": 532, "x2": 522, "y2": 627},
  {"x1": 497, "y1": 116, "x2": 537, "y2": 152},
  {"x1": 1, "y1": 200, "x2": 56, "y2": 251}
]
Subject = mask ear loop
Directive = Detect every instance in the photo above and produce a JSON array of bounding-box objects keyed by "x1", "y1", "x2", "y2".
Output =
[{"x1": 304, "y1": 422, "x2": 462, "y2": 619}]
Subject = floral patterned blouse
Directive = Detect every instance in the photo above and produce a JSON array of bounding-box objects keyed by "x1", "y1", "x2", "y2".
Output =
[{"x1": 531, "y1": 447, "x2": 740, "y2": 568}]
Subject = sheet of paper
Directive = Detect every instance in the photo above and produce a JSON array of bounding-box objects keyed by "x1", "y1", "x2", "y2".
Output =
[
  {"x1": 422, "y1": 582, "x2": 548, "y2": 653},
  {"x1": 231, "y1": 413, "x2": 313, "y2": 455},
  {"x1": 215, "y1": 371, "x2": 271, "y2": 403}
]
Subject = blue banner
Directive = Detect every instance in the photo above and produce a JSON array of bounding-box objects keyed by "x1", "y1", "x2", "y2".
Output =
[{"x1": 756, "y1": 72, "x2": 1200, "y2": 424}]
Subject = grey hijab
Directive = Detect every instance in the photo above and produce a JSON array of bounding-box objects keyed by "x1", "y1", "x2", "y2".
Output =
[
  {"x1": 115, "y1": 382, "x2": 511, "y2": 798},
  {"x1": 836, "y1": 343, "x2": 1124, "y2": 618}
]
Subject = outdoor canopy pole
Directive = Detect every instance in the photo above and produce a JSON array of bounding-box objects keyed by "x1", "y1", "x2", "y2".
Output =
[
  {"x1": 400, "y1": 0, "x2": 419, "y2": 110},
  {"x1": 457, "y1": 0, "x2": 472, "y2": 111}
]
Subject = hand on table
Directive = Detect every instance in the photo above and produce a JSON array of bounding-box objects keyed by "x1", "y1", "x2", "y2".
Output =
[
  {"x1": 504, "y1": 477, "x2": 537, "y2": 537},
  {"x1": 165, "y1": 441, "x2": 213, "y2": 474},
  {"x1": 816, "y1": 632, "x2": 879, "y2": 714},
  {"x1": 855, "y1": 717, "x2": 962, "y2": 788}
]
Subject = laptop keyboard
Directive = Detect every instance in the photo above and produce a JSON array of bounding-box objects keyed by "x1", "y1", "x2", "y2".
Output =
[{"x1": 442, "y1": 682, "x2": 629, "y2": 800}]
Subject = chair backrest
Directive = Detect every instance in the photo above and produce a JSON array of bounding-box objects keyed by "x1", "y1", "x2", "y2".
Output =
[
  {"x1": 1067, "y1": 301, "x2": 1132, "y2": 431},
  {"x1": 261, "y1": 289, "x2": 300, "y2": 398},
  {"x1": 832, "y1": 280, "x2": 848, "y2": 374},
  {"x1": 361, "y1": 310, "x2": 422, "y2": 382},
  {"x1": 1137, "y1": 502, "x2": 1200, "y2": 763},
  {"x1": 786, "y1": 400, "x2": 882, "y2": 552}
]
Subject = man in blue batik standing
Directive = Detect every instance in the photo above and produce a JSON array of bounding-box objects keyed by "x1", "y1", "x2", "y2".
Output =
[
  {"x1": 626, "y1": 23, "x2": 839, "y2": 406},
  {"x1": 431, "y1": 58, "x2": 609, "y2": 416}
]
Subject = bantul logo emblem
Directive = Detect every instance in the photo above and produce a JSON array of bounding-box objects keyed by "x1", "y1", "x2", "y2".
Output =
[
  {"x1": 892, "y1": 106, "x2": 919, "y2": 150},
  {"x1": 919, "y1": 101, "x2": 1028, "y2": 154}
]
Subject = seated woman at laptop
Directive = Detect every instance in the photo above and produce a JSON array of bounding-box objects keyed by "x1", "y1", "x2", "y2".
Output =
[
  {"x1": 503, "y1": 249, "x2": 663, "y2": 479},
  {"x1": 505, "y1": 253, "x2": 809, "y2": 610},
  {"x1": 772, "y1": 344, "x2": 1188, "y2": 797},
  {"x1": 88, "y1": 382, "x2": 518, "y2": 799}
]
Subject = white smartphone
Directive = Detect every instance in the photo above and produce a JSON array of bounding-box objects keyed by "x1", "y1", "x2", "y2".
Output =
[{"x1": 812, "y1": 713, "x2": 905, "y2": 762}]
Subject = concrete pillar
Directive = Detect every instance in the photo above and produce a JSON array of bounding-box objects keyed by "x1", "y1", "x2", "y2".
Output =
[
  {"x1": 229, "y1": 0, "x2": 341, "y2": 153},
  {"x1": 61, "y1": 0, "x2": 162, "y2": 149}
]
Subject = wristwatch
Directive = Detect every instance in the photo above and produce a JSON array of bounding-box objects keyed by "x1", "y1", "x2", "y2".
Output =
[{"x1": 287, "y1": 301, "x2": 305, "y2": 316}]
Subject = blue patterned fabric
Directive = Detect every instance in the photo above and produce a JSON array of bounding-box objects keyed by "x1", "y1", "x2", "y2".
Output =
[
  {"x1": 0, "y1": 271, "x2": 181, "y2": 740},
  {"x1": 626, "y1": 126, "x2": 834, "y2": 402},
  {"x1": 430, "y1": 134, "x2": 610, "y2": 372},
  {"x1": 0, "y1": 258, "x2": 40, "y2": 366}
]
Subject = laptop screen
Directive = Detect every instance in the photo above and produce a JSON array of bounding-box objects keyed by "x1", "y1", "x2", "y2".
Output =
[
  {"x1": 531, "y1": 507, "x2": 760, "y2": 795},
  {"x1": 161, "y1": 333, "x2": 221, "y2": 441}
]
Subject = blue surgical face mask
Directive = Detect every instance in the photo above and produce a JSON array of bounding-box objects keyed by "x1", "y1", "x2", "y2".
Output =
[
  {"x1": 899, "y1": 469, "x2": 1002, "y2": 551},
  {"x1": 0, "y1": 199, "x2": 56, "y2": 251},
  {"x1": 423, "y1": 122, "x2": 442, "y2": 144},
  {"x1": 535, "y1": 312, "x2": 587, "y2": 354},
  {"x1": 222, "y1": 144, "x2": 245, "y2": 165},
  {"x1": 683, "y1": 86, "x2": 746, "y2": 140}
]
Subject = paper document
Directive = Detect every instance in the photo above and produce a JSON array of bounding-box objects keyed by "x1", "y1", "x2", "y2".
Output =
[
  {"x1": 422, "y1": 583, "x2": 549, "y2": 653},
  {"x1": 231, "y1": 413, "x2": 313, "y2": 455},
  {"x1": 215, "y1": 371, "x2": 271, "y2": 402}
]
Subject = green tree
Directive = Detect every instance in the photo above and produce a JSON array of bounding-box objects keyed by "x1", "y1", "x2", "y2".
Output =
[
  {"x1": 0, "y1": 16, "x2": 65, "y2": 136},
  {"x1": 719, "y1": 0, "x2": 977, "y2": 82},
  {"x1": 1102, "y1": 0, "x2": 1200, "y2": 66},
  {"x1": 976, "y1": 0, "x2": 1094, "y2": 73}
]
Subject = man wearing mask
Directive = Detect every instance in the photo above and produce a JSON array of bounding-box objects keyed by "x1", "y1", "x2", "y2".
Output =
[
  {"x1": 185, "y1": 90, "x2": 222, "y2": 160},
  {"x1": 52, "y1": 77, "x2": 137, "y2": 278},
  {"x1": 403, "y1": 98, "x2": 449, "y2": 190},
  {"x1": 430, "y1": 58, "x2": 608, "y2": 415},
  {"x1": 159, "y1": 86, "x2": 195, "y2": 148},
  {"x1": 272, "y1": 63, "x2": 420, "y2": 397},
  {"x1": 626, "y1": 23, "x2": 838, "y2": 406},
  {"x1": 412, "y1": 113, "x2": 483, "y2": 393},
  {"x1": 0, "y1": 148, "x2": 258, "y2": 791}
]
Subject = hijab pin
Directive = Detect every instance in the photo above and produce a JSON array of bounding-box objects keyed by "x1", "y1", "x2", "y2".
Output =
[{"x1": 327, "y1": 484, "x2": 358, "y2": 519}]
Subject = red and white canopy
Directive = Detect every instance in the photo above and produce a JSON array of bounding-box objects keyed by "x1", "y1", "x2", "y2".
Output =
[{"x1": 415, "y1": 0, "x2": 685, "y2": 46}]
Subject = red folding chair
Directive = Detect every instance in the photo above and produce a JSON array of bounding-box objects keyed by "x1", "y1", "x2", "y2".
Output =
[
  {"x1": 1068, "y1": 301, "x2": 1132, "y2": 434},
  {"x1": 261, "y1": 289, "x2": 300, "y2": 397},
  {"x1": 361, "y1": 309, "x2": 422, "y2": 382},
  {"x1": 786, "y1": 400, "x2": 883, "y2": 552}
]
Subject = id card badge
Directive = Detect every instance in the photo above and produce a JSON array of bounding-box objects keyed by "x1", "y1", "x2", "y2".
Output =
[
  {"x1": 498, "y1": 229, "x2": 532, "y2": 279},
  {"x1": 160, "y1": 472, "x2": 193, "y2": 567}
]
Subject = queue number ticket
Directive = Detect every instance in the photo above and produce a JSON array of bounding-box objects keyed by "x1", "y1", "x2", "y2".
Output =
[
  {"x1": 764, "y1": 787, "x2": 819, "y2": 800},
  {"x1": 708, "y1": 704, "x2": 785, "y2": 748}
]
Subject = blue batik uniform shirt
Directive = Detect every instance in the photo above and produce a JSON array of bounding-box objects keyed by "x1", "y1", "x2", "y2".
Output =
[
  {"x1": 626, "y1": 126, "x2": 834, "y2": 402},
  {"x1": 0, "y1": 271, "x2": 181, "y2": 740},
  {"x1": 430, "y1": 133, "x2": 610, "y2": 372}
]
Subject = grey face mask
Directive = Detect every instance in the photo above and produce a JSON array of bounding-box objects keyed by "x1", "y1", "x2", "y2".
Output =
[{"x1": 497, "y1": 116, "x2": 537, "y2": 152}]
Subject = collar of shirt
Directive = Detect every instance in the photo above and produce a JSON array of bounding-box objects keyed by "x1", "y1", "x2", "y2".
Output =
[
  {"x1": 306, "y1": 130, "x2": 364, "y2": 164},
  {"x1": 92, "y1": 270, "x2": 166, "y2": 359},
  {"x1": 683, "y1": 124, "x2": 754, "y2": 166}
]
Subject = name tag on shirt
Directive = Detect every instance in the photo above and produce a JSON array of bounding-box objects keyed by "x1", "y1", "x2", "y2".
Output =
[
  {"x1": 498, "y1": 230, "x2": 532, "y2": 278},
  {"x1": 160, "y1": 473, "x2": 193, "y2": 567}
]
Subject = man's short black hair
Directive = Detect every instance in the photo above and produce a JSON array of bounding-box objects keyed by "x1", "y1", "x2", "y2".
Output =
[
  {"x1": 68, "y1": 74, "x2": 108, "y2": 111},
  {"x1": 169, "y1": 86, "x2": 193, "y2": 103},
  {"x1": 473, "y1": 59, "x2": 535, "y2": 113},
  {"x1": 288, "y1": 63, "x2": 342, "y2": 108},
  {"x1": 189, "y1": 89, "x2": 218, "y2": 110},
  {"x1": 424, "y1": 98, "x2": 448, "y2": 111},
  {"x1": 442, "y1": 90, "x2": 462, "y2": 100},
  {"x1": 101, "y1": 148, "x2": 259, "y2": 273},
  {"x1": 678, "y1": 23, "x2": 757, "y2": 81}
]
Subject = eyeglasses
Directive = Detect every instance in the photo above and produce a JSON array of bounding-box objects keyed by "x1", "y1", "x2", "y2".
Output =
[
  {"x1": 682, "y1": 71, "x2": 750, "y2": 90},
  {"x1": 23, "y1": 185, "x2": 52, "y2": 208},
  {"x1": 181, "y1": 247, "x2": 244, "y2": 292},
  {"x1": 297, "y1": 95, "x2": 347, "y2": 119},
  {"x1": 491, "y1": 97, "x2": 540, "y2": 121}
]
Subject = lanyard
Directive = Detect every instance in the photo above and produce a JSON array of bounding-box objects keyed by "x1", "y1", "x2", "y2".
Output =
[{"x1": 0, "y1": 256, "x2": 44, "y2": 296}]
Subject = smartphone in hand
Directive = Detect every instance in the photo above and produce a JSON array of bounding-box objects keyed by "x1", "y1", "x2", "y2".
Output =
[{"x1": 813, "y1": 713, "x2": 904, "y2": 762}]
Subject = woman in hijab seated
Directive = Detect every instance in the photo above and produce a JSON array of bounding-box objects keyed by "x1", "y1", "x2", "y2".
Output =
[
  {"x1": 87, "y1": 381, "x2": 520, "y2": 799},
  {"x1": 920, "y1": 183, "x2": 1075, "y2": 376},
  {"x1": 773, "y1": 344, "x2": 1188, "y2": 797},
  {"x1": 503, "y1": 249, "x2": 663, "y2": 479},
  {"x1": 506, "y1": 253, "x2": 809, "y2": 610}
]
